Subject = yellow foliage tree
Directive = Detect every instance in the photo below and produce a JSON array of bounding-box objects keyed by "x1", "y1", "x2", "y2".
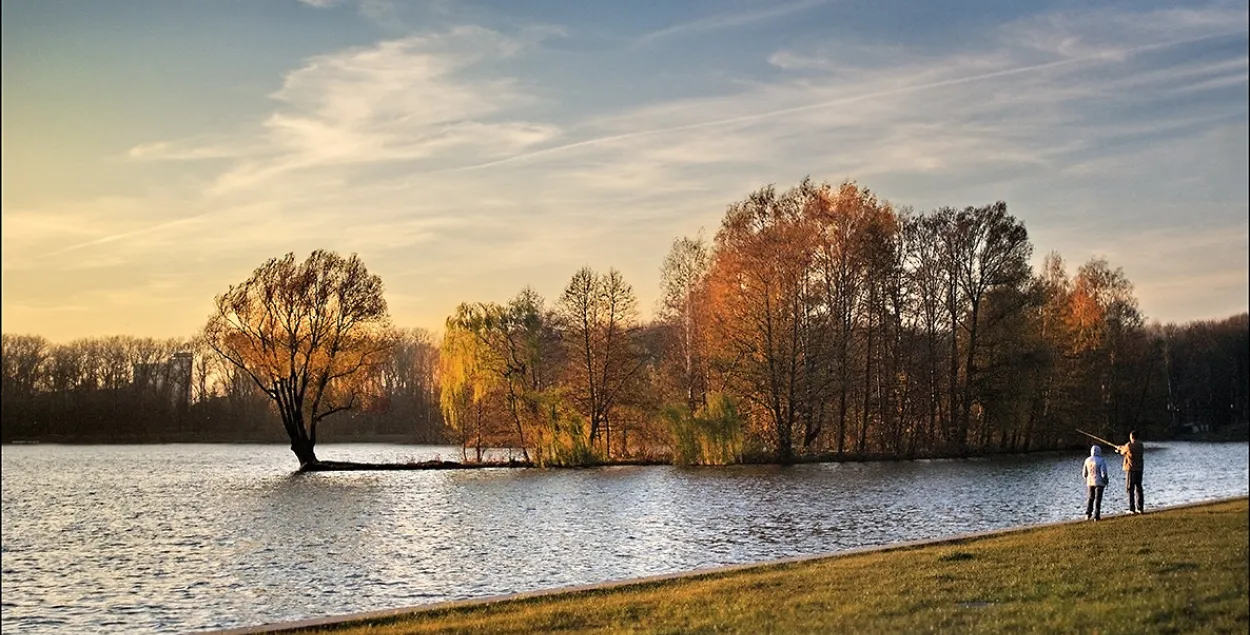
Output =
[{"x1": 438, "y1": 304, "x2": 504, "y2": 461}]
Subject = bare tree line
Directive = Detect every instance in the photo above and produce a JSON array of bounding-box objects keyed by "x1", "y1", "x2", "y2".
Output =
[{"x1": 0, "y1": 328, "x2": 442, "y2": 445}]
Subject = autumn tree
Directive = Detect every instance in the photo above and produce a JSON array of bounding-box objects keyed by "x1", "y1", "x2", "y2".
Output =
[
  {"x1": 203, "y1": 250, "x2": 393, "y2": 468},
  {"x1": 439, "y1": 304, "x2": 504, "y2": 461},
  {"x1": 862, "y1": 203, "x2": 907, "y2": 455},
  {"x1": 706, "y1": 182, "x2": 820, "y2": 463},
  {"x1": 1066, "y1": 257, "x2": 1145, "y2": 435},
  {"x1": 658, "y1": 234, "x2": 712, "y2": 411},
  {"x1": 558, "y1": 267, "x2": 644, "y2": 456},
  {"x1": 494, "y1": 288, "x2": 563, "y2": 460},
  {"x1": 846, "y1": 189, "x2": 899, "y2": 454},
  {"x1": 899, "y1": 212, "x2": 956, "y2": 452},
  {"x1": 935, "y1": 202, "x2": 1032, "y2": 451},
  {"x1": 440, "y1": 295, "x2": 558, "y2": 462},
  {"x1": 809, "y1": 183, "x2": 867, "y2": 454},
  {"x1": 1022, "y1": 252, "x2": 1080, "y2": 448}
]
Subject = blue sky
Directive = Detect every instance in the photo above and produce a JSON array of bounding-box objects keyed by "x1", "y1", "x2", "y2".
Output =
[{"x1": 2, "y1": 0, "x2": 1247, "y2": 342}]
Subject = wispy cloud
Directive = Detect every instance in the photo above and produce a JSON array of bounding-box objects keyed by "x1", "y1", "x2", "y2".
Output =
[
  {"x1": 127, "y1": 139, "x2": 259, "y2": 161},
  {"x1": 133, "y1": 26, "x2": 561, "y2": 196},
  {"x1": 11, "y1": 2, "x2": 1245, "y2": 339}
]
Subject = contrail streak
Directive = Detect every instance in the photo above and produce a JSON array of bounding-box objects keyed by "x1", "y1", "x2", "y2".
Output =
[
  {"x1": 444, "y1": 28, "x2": 1248, "y2": 174},
  {"x1": 44, "y1": 213, "x2": 214, "y2": 258}
]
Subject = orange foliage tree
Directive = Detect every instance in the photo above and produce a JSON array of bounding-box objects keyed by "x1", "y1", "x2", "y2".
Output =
[
  {"x1": 705, "y1": 181, "x2": 820, "y2": 463},
  {"x1": 204, "y1": 250, "x2": 393, "y2": 468}
]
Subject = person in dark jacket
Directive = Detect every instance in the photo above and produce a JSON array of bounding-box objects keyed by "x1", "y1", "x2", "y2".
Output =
[
  {"x1": 1116, "y1": 430, "x2": 1145, "y2": 514},
  {"x1": 1082, "y1": 445, "x2": 1109, "y2": 520}
]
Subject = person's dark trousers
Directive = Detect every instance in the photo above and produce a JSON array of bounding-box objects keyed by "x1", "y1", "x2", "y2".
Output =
[
  {"x1": 1126, "y1": 470, "x2": 1144, "y2": 512},
  {"x1": 1086, "y1": 485, "x2": 1105, "y2": 520}
]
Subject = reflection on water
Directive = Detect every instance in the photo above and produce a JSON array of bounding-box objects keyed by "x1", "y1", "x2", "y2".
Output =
[{"x1": 2, "y1": 441, "x2": 1246, "y2": 634}]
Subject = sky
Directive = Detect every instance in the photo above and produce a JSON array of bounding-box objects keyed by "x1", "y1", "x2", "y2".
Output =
[{"x1": 2, "y1": 0, "x2": 1247, "y2": 343}]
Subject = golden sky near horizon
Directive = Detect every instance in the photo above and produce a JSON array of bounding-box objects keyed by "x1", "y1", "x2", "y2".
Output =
[{"x1": 3, "y1": 0, "x2": 1247, "y2": 342}]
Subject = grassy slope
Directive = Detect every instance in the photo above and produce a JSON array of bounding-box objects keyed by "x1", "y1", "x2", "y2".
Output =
[{"x1": 288, "y1": 498, "x2": 1248, "y2": 635}]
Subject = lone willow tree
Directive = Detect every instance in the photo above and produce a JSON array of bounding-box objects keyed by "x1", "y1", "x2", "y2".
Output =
[{"x1": 204, "y1": 250, "x2": 393, "y2": 468}]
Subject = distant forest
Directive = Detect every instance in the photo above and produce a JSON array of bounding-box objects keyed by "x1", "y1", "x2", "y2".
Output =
[
  {"x1": 2, "y1": 180, "x2": 1247, "y2": 460},
  {"x1": 0, "y1": 328, "x2": 442, "y2": 445}
]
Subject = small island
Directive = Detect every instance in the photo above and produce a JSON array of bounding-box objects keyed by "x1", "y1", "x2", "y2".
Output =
[{"x1": 4, "y1": 183, "x2": 1247, "y2": 471}]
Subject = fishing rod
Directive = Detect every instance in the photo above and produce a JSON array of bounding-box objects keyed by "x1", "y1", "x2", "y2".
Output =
[{"x1": 1075, "y1": 429, "x2": 1122, "y2": 452}]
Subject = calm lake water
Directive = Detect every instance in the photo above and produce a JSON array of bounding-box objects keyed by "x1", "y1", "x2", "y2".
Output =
[{"x1": 1, "y1": 441, "x2": 1247, "y2": 634}]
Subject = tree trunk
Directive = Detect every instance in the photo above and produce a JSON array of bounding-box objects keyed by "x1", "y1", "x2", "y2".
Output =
[
  {"x1": 282, "y1": 402, "x2": 319, "y2": 468},
  {"x1": 961, "y1": 302, "x2": 980, "y2": 452},
  {"x1": 291, "y1": 436, "x2": 318, "y2": 467},
  {"x1": 836, "y1": 318, "x2": 850, "y2": 456},
  {"x1": 776, "y1": 411, "x2": 794, "y2": 464},
  {"x1": 859, "y1": 293, "x2": 875, "y2": 454}
]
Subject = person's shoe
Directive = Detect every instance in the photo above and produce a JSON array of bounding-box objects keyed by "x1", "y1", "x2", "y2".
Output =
[
  {"x1": 1086, "y1": 513, "x2": 1092, "y2": 520},
  {"x1": 1094, "y1": 516, "x2": 1100, "y2": 521}
]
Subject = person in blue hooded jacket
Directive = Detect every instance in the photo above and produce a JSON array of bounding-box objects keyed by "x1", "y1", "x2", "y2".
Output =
[{"x1": 1082, "y1": 445, "x2": 1109, "y2": 521}]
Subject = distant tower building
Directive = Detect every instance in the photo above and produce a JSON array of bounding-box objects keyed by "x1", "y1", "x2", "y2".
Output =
[{"x1": 169, "y1": 352, "x2": 193, "y2": 409}]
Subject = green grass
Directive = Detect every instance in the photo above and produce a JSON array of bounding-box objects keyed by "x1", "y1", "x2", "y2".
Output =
[{"x1": 280, "y1": 498, "x2": 1248, "y2": 634}]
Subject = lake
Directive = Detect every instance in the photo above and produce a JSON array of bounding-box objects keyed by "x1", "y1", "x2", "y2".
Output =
[{"x1": 1, "y1": 441, "x2": 1246, "y2": 634}]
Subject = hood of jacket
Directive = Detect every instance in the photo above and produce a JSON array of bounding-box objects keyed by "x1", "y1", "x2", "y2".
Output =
[{"x1": 1091, "y1": 445, "x2": 1102, "y2": 457}]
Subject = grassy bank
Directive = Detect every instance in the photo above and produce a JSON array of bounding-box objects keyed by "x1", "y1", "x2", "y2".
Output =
[{"x1": 275, "y1": 498, "x2": 1248, "y2": 634}]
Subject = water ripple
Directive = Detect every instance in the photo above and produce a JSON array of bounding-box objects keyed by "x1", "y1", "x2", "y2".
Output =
[{"x1": 1, "y1": 441, "x2": 1246, "y2": 634}]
